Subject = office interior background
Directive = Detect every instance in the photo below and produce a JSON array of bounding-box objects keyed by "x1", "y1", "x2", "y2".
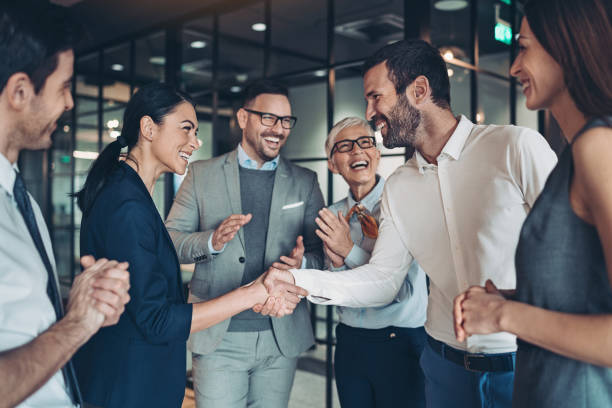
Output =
[{"x1": 19, "y1": 0, "x2": 566, "y2": 406}]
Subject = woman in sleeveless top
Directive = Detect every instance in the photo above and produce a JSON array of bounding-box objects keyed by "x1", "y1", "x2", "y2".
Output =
[{"x1": 452, "y1": 0, "x2": 612, "y2": 406}]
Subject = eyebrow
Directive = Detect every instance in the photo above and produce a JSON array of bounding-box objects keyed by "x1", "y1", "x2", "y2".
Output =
[{"x1": 181, "y1": 120, "x2": 196, "y2": 127}]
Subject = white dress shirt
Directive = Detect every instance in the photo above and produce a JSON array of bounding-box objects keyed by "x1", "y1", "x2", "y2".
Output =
[
  {"x1": 0, "y1": 152, "x2": 74, "y2": 407},
  {"x1": 293, "y1": 116, "x2": 557, "y2": 353}
]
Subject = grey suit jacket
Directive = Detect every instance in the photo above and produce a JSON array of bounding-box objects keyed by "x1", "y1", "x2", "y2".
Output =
[{"x1": 165, "y1": 149, "x2": 324, "y2": 356}]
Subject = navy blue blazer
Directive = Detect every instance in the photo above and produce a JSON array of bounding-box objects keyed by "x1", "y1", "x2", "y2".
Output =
[{"x1": 75, "y1": 163, "x2": 193, "y2": 408}]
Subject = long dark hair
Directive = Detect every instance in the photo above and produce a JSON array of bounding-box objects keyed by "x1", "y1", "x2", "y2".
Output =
[
  {"x1": 524, "y1": 0, "x2": 612, "y2": 117},
  {"x1": 74, "y1": 83, "x2": 194, "y2": 214}
]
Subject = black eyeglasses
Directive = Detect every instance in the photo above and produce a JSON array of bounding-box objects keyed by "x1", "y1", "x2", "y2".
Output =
[
  {"x1": 243, "y1": 108, "x2": 297, "y2": 129},
  {"x1": 330, "y1": 136, "x2": 376, "y2": 157}
]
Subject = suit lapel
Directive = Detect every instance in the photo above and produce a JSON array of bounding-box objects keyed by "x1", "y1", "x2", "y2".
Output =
[
  {"x1": 223, "y1": 150, "x2": 246, "y2": 250},
  {"x1": 264, "y1": 158, "x2": 291, "y2": 264}
]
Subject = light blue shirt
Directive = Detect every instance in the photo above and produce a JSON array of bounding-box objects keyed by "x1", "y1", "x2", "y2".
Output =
[
  {"x1": 328, "y1": 176, "x2": 427, "y2": 329},
  {"x1": 208, "y1": 145, "x2": 307, "y2": 268}
]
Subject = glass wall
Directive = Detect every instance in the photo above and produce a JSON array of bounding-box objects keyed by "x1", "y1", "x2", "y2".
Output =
[{"x1": 39, "y1": 1, "x2": 547, "y2": 406}]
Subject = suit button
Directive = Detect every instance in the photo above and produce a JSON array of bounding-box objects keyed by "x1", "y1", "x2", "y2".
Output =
[{"x1": 239, "y1": 256, "x2": 246, "y2": 263}]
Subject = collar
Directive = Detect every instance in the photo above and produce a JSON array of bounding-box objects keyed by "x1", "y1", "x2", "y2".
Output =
[
  {"x1": 347, "y1": 175, "x2": 385, "y2": 212},
  {"x1": 237, "y1": 143, "x2": 279, "y2": 171},
  {"x1": 415, "y1": 115, "x2": 473, "y2": 174},
  {"x1": 0, "y1": 152, "x2": 18, "y2": 196}
]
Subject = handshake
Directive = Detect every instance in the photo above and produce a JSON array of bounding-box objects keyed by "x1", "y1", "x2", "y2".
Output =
[{"x1": 250, "y1": 235, "x2": 310, "y2": 318}]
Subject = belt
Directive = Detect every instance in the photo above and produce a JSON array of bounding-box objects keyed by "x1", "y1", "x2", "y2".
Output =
[{"x1": 426, "y1": 335, "x2": 514, "y2": 372}]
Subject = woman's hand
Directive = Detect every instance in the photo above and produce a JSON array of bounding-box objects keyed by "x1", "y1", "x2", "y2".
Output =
[
  {"x1": 454, "y1": 280, "x2": 508, "y2": 342},
  {"x1": 315, "y1": 208, "x2": 353, "y2": 258}
]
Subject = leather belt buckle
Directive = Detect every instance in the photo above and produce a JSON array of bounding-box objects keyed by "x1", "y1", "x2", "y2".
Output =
[{"x1": 464, "y1": 353, "x2": 487, "y2": 372}]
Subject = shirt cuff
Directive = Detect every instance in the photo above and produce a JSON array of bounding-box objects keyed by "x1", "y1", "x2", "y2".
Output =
[
  {"x1": 207, "y1": 234, "x2": 225, "y2": 254},
  {"x1": 291, "y1": 268, "x2": 332, "y2": 304},
  {"x1": 344, "y1": 244, "x2": 371, "y2": 269}
]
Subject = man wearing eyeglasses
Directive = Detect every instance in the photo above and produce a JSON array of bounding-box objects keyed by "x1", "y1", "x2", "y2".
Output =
[
  {"x1": 166, "y1": 79, "x2": 324, "y2": 408},
  {"x1": 314, "y1": 116, "x2": 428, "y2": 408}
]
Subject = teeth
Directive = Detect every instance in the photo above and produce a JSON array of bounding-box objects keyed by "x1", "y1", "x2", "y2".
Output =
[
  {"x1": 376, "y1": 122, "x2": 386, "y2": 131},
  {"x1": 179, "y1": 152, "x2": 190, "y2": 160},
  {"x1": 264, "y1": 137, "x2": 280, "y2": 143},
  {"x1": 350, "y1": 160, "x2": 368, "y2": 169}
]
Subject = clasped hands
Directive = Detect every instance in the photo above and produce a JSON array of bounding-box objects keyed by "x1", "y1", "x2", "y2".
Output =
[
  {"x1": 315, "y1": 208, "x2": 353, "y2": 268},
  {"x1": 251, "y1": 236, "x2": 309, "y2": 318},
  {"x1": 453, "y1": 279, "x2": 513, "y2": 342}
]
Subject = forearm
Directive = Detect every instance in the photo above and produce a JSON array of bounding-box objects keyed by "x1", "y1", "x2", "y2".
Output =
[
  {"x1": 190, "y1": 283, "x2": 267, "y2": 333},
  {"x1": 0, "y1": 318, "x2": 92, "y2": 408},
  {"x1": 502, "y1": 301, "x2": 612, "y2": 366}
]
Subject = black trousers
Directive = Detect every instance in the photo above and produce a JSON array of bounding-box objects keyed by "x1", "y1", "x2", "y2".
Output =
[{"x1": 334, "y1": 323, "x2": 426, "y2": 408}]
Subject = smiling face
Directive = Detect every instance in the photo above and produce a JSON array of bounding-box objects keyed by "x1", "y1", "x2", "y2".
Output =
[
  {"x1": 364, "y1": 62, "x2": 422, "y2": 149},
  {"x1": 150, "y1": 101, "x2": 199, "y2": 175},
  {"x1": 328, "y1": 125, "x2": 380, "y2": 191},
  {"x1": 238, "y1": 93, "x2": 291, "y2": 165},
  {"x1": 18, "y1": 50, "x2": 74, "y2": 151},
  {"x1": 510, "y1": 17, "x2": 566, "y2": 111}
]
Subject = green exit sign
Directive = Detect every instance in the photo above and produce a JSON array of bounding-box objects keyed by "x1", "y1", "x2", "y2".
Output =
[
  {"x1": 500, "y1": 0, "x2": 511, "y2": 4},
  {"x1": 495, "y1": 22, "x2": 512, "y2": 45}
]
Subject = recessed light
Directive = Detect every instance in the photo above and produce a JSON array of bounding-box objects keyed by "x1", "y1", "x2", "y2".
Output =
[
  {"x1": 447, "y1": 68, "x2": 454, "y2": 77},
  {"x1": 110, "y1": 130, "x2": 121, "y2": 138},
  {"x1": 63, "y1": 125, "x2": 70, "y2": 133},
  {"x1": 111, "y1": 64, "x2": 124, "y2": 72},
  {"x1": 443, "y1": 50, "x2": 454, "y2": 61},
  {"x1": 251, "y1": 23, "x2": 266, "y2": 32},
  {"x1": 236, "y1": 73, "x2": 248, "y2": 82},
  {"x1": 230, "y1": 86, "x2": 242, "y2": 93},
  {"x1": 314, "y1": 69, "x2": 326, "y2": 77},
  {"x1": 107, "y1": 119, "x2": 119, "y2": 129},
  {"x1": 434, "y1": 0, "x2": 468, "y2": 11},
  {"x1": 190, "y1": 40, "x2": 206, "y2": 49},
  {"x1": 73, "y1": 150, "x2": 99, "y2": 160},
  {"x1": 149, "y1": 56, "x2": 165, "y2": 65}
]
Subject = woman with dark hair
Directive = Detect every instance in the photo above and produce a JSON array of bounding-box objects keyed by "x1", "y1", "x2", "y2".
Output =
[
  {"x1": 453, "y1": 0, "x2": 612, "y2": 406},
  {"x1": 73, "y1": 83, "x2": 302, "y2": 407}
]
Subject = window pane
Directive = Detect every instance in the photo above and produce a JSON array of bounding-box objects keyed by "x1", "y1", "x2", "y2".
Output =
[
  {"x1": 269, "y1": 0, "x2": 326, "y2": 76},
  {"x1": 448, "y1": 64, "x2": 472, "y2": 118},
  {"x1": 102, "y1": 43, "x2": 131, "y2": 148},
  {"x1": 477, "y1": 0, "x2": 512, "y2": 77},
  {"x1": 295, "y1": 160, "x2": 329, "y2": 204},
  {"x1": 478, "y1": 73, "x2": 510, "y2": 125},
  {"x1": 516, "y1": 83, "x2": 538, "y2": 131},
  {"x1": 431, "y1": 1, "x2": 472, "y2": 64},
  {"x1": 182, "y1": 17, "x2": 213, "y2": 95},
  {"x1": 134, "y1": 31, "x2": 165, "y2": 85}
]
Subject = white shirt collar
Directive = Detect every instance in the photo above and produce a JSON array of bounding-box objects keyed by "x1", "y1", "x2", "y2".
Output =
[
  {"x1": 0, "y1": 152, "x2": 18, "y2": 196},
  {"x1": 415, "y1": 115, "x2": 474, "y2": 173}
]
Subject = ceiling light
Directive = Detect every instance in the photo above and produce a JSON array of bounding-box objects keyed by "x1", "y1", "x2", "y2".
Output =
[
  {"x1": 230, "y1": 86, "x2": 242, "y2": 93},
  {"x1": 443, "y1": 50, "x2": 454, "y2": 61},
  {"x1": 251, "y1": 23, "x2": 267, "y2": 32},
  {"x1": 190, "y1": 40, "x2": 206, "y2": 49},
  {"x1": 107, "y1": 119, "x2": 119, "y2": 129},
  {"x1": 314, "y1": 69, "x2": 327, "y2": 77},
  {"x1": 447, "y1": 68, "x2": 454, "y2": 77},
  {"x1": 73, "y1": 150, "x2": 99, "y2": 160},
  {"x1": 110, "y1": 130, "x2": 121, "y2": 138},
  {"x1": 111, "y1": 64, "x2": 124, "y2": 72},
  {"x1": 434, "y1": 0, "x2": 468, "y2": 11},
  {"x1": 149, "y1": 56, "x2": 165, "y2": 65},
  {"x1": 63, "y1": 125, "x2": 70, "y2": 133},
  {"x1": 236, "y1": 73, "x2": 248, "y2": 82}
]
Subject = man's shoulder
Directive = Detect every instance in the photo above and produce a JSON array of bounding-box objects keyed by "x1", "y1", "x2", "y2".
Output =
[
  {"x1": 473, "y1": 123, "x2": 545, "y2": 147},
  {"x1": 189, "y1": 152, "x2": 231, "y2": 172},
  {"x1": 281, "y1": 157, "x2": 317, "y2": 180}
]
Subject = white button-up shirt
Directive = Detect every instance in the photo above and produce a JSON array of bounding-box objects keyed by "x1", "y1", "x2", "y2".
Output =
[
  {"x1": 293, "y1": 116, "x2": 557, "y2": 353},
  {"x1": 0, "y1": 152, "x2": 74, "y2": 407}
]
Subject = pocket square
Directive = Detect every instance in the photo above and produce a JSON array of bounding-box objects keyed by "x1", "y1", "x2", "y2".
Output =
[{"x1": 282, "y1": 201, "x2": 304, "y2": 210}]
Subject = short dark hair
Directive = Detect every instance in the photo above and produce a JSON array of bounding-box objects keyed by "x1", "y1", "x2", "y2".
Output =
[
  {"x1": 0, "y1": 1, "x2": 82, "y2": 94},
  {"x1": 362, "y1": 40, "x2": 451, "y2": 110},
  {"x1": 242, "y1": 79, "x2": 289, "y2": 107},
  {"x1": 524, "y1": 0, "x2": 612, "y2": 118}
]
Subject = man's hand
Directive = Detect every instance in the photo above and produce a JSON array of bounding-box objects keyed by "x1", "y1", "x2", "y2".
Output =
[
  {"x1": 315, "y1": 208, "x2": 353, "y2": 258},
  {"x1": 272, "y1": 236, "x2": 305, "y2": 270},
  {"x1": 65, "y1": 256, "x2": 130, "y2": 337},
  {"x1": 211, "y1": 214, "x2": 252, "y2": 251},
  {"x1": 252, "y1": 267, "x2": 307, "y2": 317},
  {"x1": 324, "y1": 242, "x2": 344, "y2": 268}
]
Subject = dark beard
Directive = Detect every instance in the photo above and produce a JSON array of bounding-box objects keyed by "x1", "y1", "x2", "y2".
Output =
[{"x1": 383, "y1": 94, "x2": 421, "y2": 149}]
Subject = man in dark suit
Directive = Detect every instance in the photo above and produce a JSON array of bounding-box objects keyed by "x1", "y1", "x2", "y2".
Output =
[{"x1": 166, "y1": 80, "x2": 324, "y2": 408}]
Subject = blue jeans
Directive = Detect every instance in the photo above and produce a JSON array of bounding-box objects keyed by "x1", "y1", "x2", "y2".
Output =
[
  {"x1": 419, "y1": 337, "x2": 515, "y2": 408},
  {"x1": 334, "y1": 324, "x2": 426, "y2": 408}
]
